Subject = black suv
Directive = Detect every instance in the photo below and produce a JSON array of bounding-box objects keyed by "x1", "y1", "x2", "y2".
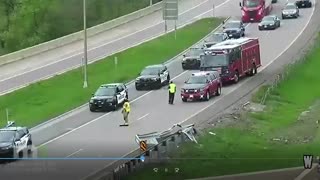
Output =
[
  {"x1": 135, "y1": 64, "x2": 170, "y2": 90},
  {"x1": 295, "y1": 0, "x2": 312, "y2": 8},
  {"x1": 203, "y1": 33, "x2": 228, "y2": 49},
  {"x1": 182, "y1": 47, "x2": 205, "y2": 70},
  {"x1": 89, "y1": 83, "x2": 128, "y2": 112},
  {"x1": 222, "y1": 20, "x2": 245, "y2": 39},
  {"x1": 0, "y1": 121, "x2": 32, "y2": 159}
]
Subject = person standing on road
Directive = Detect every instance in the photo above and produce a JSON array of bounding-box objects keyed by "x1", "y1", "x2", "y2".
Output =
[
  {"x1": 121, "y1": 99, "x2": 131, "y2": 126},
  {"x1": 168, "y1": 81, "x2": 176, "y2": 104}
]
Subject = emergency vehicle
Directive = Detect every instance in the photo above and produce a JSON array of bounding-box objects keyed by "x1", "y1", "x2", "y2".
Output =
[
  {"x1": 200, "y1": 37, "x2": 261, "y2": 83},
  {"x1": 0, "y1": 121, "x2": 32, "y2": 159}
]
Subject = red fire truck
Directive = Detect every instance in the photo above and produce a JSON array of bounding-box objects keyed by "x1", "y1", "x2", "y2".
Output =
[{"x1": 200, "y1": 37, "x2": 261, "y2": 83}]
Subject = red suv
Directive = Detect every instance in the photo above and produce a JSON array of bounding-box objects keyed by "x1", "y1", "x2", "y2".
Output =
[{"x1": 181, "y1": 71, "x2": 222, "y2": 102}]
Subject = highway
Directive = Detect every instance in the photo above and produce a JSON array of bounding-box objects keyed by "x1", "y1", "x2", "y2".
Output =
[
  {"x1": 0, "y1": 0, "x2": 319, "y2": 179},
  {"x1": 0, "y1": 0, "x2": 221, "y2": 95}
]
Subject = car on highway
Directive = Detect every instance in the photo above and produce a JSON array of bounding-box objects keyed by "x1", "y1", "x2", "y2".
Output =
[
  {"x1": 282, "y1": 3, "x2": 299, "y2": 19},
  {"x1": 89, "y1": 83, "x2": 128, "y2": 112},
  {"x1": 182, "y1": 47, "x2": 205, "y2": 70},
  {"x1": 258, "y1": 15, "x2": 281, "y2": 30},
  {"x1": 222, "y1": 20, "x2": 245, "y2": 39},
  {"x1": 0, "y1": 121, "x2": 32, "y2": 159},
  {"x1": 181, "y1": 71, "x2": 222, "y2": 102},
  {"x1": 295, "y1": 0, "x2": 312, "y2": 8},
  {"x1": 203, "y1": 33, "x2": 229, "y2": 49},
  {"x1": 135, "y1": 64, "x2": 170, "y2": 90}
]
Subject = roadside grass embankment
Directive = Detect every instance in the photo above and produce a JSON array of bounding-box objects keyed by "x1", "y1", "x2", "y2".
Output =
[
  {"x1": 125, "y1": 33, "x2": 320, "y2": 180},
  {"x1": 0, "y1": 17, "x2": 224, "y2": 128}
]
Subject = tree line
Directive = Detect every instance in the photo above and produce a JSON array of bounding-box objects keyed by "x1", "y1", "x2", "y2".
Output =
[{"x1": 0, "y1": 0, "x2": 162, "y2": 55}]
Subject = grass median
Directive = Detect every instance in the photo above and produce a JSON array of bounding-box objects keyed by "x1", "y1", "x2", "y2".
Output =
[
  {"x1": 125, "y1": 33, "x2": 320, "y2": 180},
  {"x1": 0, "y1": 17, "x2": 224, "y2": 128}
]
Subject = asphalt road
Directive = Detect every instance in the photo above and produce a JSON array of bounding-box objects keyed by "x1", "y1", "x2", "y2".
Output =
[
  {"x1": 0, "y1": 0, "x2": 318, "y2": 180},
  {"x1": 0, "y1": 0, "x2": 222, "y2": 95}
]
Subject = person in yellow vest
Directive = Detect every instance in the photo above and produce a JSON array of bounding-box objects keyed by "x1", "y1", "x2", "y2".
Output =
[
  {"x1": 168, "y1": 81, "x2": 176, "y2": 104},
  {"x1": 121, "y1": 99, "x2": 131, "y2": 126}
]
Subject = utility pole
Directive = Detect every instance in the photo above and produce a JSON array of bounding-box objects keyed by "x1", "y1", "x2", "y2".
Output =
[
  {"x1": 83, "y1": 0, "x2": 88, "y2": 88},
  {"x1": 6, "y1": 108, "x2": 9, "y2": 122}
]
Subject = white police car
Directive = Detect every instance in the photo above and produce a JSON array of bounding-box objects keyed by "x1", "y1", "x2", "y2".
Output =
[{"x1": 0, "y1": 121, "x2": 32, "y2": 159}]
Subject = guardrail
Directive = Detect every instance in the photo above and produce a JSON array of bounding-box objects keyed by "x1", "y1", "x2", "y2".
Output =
[
  {"x1": 84, "y1": 124, "x2": 198, "y2": 180},
  {"x1": 0, "y1": 1, "x2": 164, "y2": 66}
]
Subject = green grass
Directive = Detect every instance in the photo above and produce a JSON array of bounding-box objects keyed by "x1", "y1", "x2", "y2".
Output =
[
  {"x1": 125, "y1": 33, "x2": 320, "y2": 180},
  {"x1": 0, "y1": 17, "x2": 224, "y2": 127}
]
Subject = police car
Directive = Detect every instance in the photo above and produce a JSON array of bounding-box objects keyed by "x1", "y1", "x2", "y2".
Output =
[
  {"x1": 135, "y1": 64, "x2": 170, "y2": 90},
  {"x1": 89, "y1": 83, "x2": 128, "y2": 112},
  {"x1": 0, "y1": 121, "x2": 32, "y2": 158}
]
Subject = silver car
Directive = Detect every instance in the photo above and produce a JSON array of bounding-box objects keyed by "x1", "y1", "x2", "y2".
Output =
[{"x1": 282, "y1": 3, "x2": 299, "y2": 19}]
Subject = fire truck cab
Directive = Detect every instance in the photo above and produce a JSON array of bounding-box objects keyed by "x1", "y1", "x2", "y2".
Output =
[{"x1": 200, "y1": 37, "x2": 261, "y2": 83}]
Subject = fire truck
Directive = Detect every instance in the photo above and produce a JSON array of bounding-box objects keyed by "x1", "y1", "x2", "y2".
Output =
[{"x1": 200, "y1": 37, "x2": 261, "y2": 83}]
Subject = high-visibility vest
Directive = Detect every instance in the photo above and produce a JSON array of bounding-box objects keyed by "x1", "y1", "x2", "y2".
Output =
[
  {"x1": 169, "y1": 83, "x2": 176, "y2": 93},
  {"x1": 123, "y1": 102, "x2": 130, "y2": 113}
]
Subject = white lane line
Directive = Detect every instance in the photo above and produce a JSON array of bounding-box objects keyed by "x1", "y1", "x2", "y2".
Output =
[
  {"x1": 136, "y1": 113, "x2": 150, "y2": 121},
  {"x1": 93, "y1": 0, "x2": 316, "y2": 174},
  {"x1": 192, "y1": 0, "x2": 232, "y2": 19},
  {"x1": 65, "y1": 149, "x2": 83, "y2": 158},
  {"x1": 178, "y1": 0, "x2": 316, "y2": 126},
  {"x1": 294, "y1": 163, "x2": 317, "y2": 180},
  {"x1": 0, "y1": 0, "x2": 211, "y2": 84},
  {"x1": 37, "y1": 70, "x2": 190, "y2": 148}
]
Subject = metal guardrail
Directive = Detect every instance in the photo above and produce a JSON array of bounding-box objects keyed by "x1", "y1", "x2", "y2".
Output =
[
  {"x1": 84, "y1": 124, "x2": 198, "y2": 180},
  {"x1": 82, "y1": 18, "x2": 230, "y2": 180}
]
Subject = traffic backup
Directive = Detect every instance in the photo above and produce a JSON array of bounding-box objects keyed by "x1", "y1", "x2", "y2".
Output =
[
  {"x1": 200, "y1": 38, "x2": 261, "y2": 83},
  {"x1": 89, "y1": 83, "x2": 128, "y2": 112},
  {"x1": 0, "y1": 121, "x2": 32, "y2": 159},
  {"x1": 181, "y1": 71, "x2": 221, "y2": 102},
  {"x1": 135, "y1": 64, "x2": 170, "y2": 90}
]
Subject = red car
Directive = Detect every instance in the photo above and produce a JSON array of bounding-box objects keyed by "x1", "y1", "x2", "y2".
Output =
[{"x1": 181, "y1": 71, "x2": 222, "y2": 102}]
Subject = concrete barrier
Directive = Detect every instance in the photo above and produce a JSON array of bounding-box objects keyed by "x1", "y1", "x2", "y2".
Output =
[{"x1": 0, "y1": 1, "x2": 163, "y2": 66}]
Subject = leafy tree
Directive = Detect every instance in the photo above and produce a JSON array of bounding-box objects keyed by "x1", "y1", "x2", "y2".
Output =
[{"x1": 0, "y1": 0, "x2": 163, "y2": 55}]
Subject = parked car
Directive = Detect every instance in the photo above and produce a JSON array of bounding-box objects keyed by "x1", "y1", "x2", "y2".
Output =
[
  {"x1": 180, "y1": 71, "x2": 222, "y2": 102},
  {"x1": 222, "y1": 20, "x2": 245, "y2": 38},
  {"x1": 0, "y1": 121, "x2": 33, "y2": 159},
  {"x1": 135, "y1": 64, "x2": 170, "y2": 90},
  {"x1": 203, "y1": 33, "x2": 228, "y2": 49},
  {"x1": 89, "y1": 83, "x2": 128, "y2": 112},
  {"x1": 258, "y1": 15, "x2": 281, "y2": 30},
  {"x1": 182, "y1": 47, "x2": 205, "y2": 70}
]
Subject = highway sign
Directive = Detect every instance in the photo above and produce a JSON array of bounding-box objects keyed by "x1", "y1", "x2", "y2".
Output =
[
  {"x1": 163, "y1": 0, "x2": 178, "y2": 20},
  {"x1": 139, "y1": 140, "x2": 147, "y2": 152}
]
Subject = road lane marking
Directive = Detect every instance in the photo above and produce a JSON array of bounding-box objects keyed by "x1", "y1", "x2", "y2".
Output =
[
  {"x1": 179, "y1": 0, "x2": 315, "y2": 125},
  {"x1": 0, "y1": 0, "x2": 211, "y2": 85},
  {"x1": 37, "y1": 70, "x2": 191, "y2": 148},
  {"x1": 0, "y1": 1, "x2": 217, "y2": 96},
  {"x1": 84, "y1": 1, "x2": 316, "y2": 177},
  {"x1": 65, "y1": 149, "x2": 83, "y2": 158},
  {"x1": 294, "y1": 163, "x2": 317, "y2": 180},
  {"x1": 136, "y1": 113, "x2": 150, "y2": 121},
  {"x1": 192, "y1": 0, "x2": 233, "y2": 20}
]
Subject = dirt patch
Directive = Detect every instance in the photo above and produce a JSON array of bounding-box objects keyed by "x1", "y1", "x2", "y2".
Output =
[{"x1": 268, "y1": 100, "x2": 320, "y2": 144}]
